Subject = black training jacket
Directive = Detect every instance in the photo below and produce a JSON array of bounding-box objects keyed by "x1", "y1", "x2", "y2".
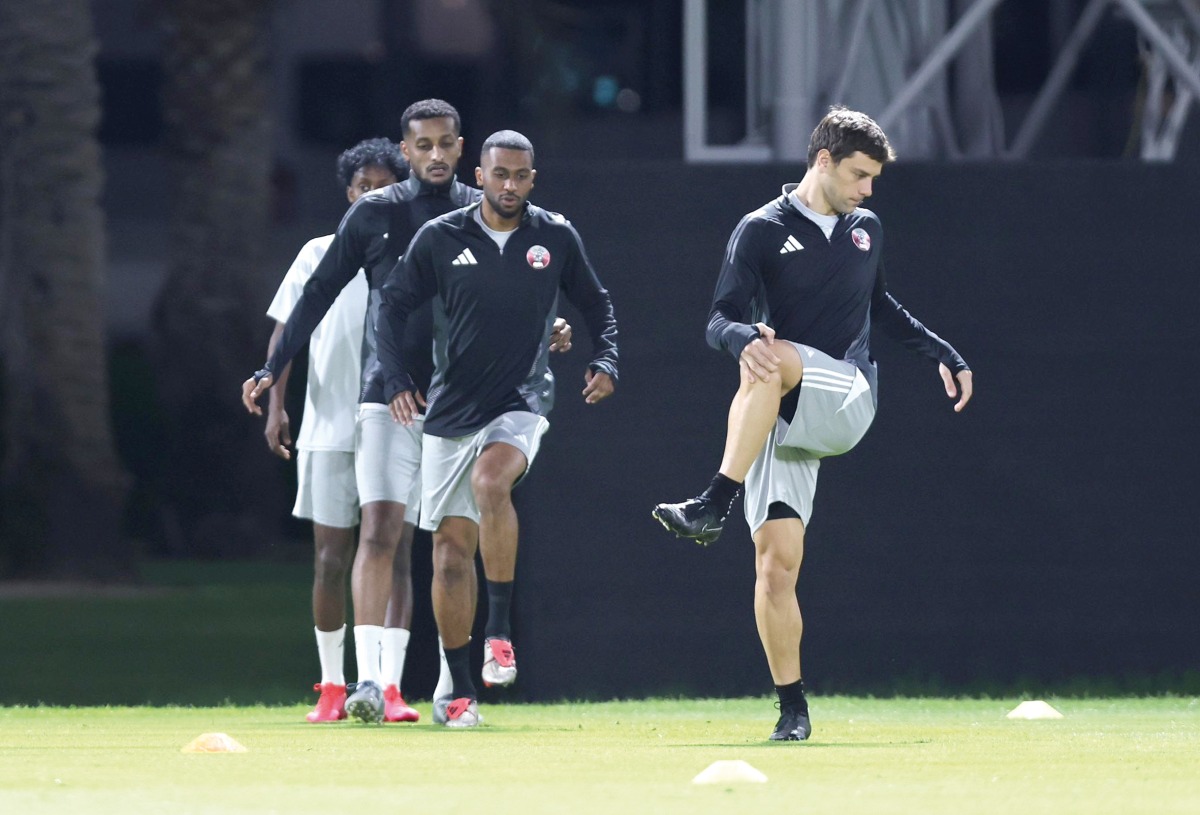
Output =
[
  {"x1": 264, "y1": 175, "x2": 481, "y2": 404},
  {"x1": 377, "y1": 201, "x2": 619, "y2": 438},
  {"x1": 708, "y1": 183, "x2": 968, "y2": 414}
]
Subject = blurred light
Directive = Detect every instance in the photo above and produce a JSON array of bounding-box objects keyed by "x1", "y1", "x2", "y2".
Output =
[
  {"x1": 616, "y1": 88, "x2": 642, "y2": 113},
  {"x1": 592, "y1": 75, "x2": 619, "y2": 107}
]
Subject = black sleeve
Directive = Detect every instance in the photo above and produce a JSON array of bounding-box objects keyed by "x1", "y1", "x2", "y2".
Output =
[
  {"x1": 559, "y1": 223, "x2": 619, "y2": 381},
  {"x1": 871, "y1": 256, "x2": 970, "y2": 372},
  {"x1": 377, "y1": 225, "x2": 439, "y2": 402},
  {"x1": 706, "y1": 215, "x2": 764, "y2": 359},
  {"x1": 264, "y1": 199, "x2": 375, "y2": 376}
]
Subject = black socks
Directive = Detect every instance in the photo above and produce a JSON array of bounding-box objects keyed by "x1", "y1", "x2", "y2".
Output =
[
  {"x1": 701, "y1": 473, "x2": 742, "y2": 512},
  {"x1": 485, "y1": 579, "x2": 514, "y2": 640},
  {"x1": 775, "y1": 678, "x2": 808, "y2": 713},
  {"x1": 444, "y1": 643, "x2": 477, "y2": 701}
]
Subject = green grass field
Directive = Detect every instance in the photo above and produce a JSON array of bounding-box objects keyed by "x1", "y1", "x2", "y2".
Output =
[{"x1": 2, "y1": 697, "x2": 1197, "y2": 814}]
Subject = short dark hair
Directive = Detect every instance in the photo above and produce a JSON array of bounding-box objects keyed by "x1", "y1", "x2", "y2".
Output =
[
  {"x1": 480, "y1": 130, "x2": 535, "y2": 165},
  {"x1": 336, "y1": 137, "x2": 406, "y2": 187},
  {"x1": 400, "y1": 99, "x2": 461, "y2": 138},
  {"x1": 807, "y1": 106, "x2": 895, "y2": 167}
]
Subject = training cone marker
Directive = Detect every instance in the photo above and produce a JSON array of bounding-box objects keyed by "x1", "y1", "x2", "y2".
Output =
[
  {"x1": 692, "y1": 760, "x2": 768, "y2": 785},
  {"x1": 1006, "y1": 700, "x2": 1064, "y2": 720},
  {"x1": 181, "y1": 732, "x2": 247, "y2": 753}
]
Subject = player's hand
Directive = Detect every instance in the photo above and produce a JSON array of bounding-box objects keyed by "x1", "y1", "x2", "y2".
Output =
[
  {"x1": 582, "y1": 369, "x2": 614, "y2": 404},
  {"x1": 550, "y1": 317, "x2": 572, "y2": 353},
  {"x1": 388, "y1": 389, "x2": 426, "y2": 426},
  {"x1": 265, "y1": 409, "x2": 292, "y2": 460},
  {"x1": 740, "y1": 323, "x2": 780, "y2": 383},
  {"x1": 241, "y1": 373, "x2": 273, "y2": 415},
  {"x1": 940, "y1": 363, "x2": 973, "y2": 412}
]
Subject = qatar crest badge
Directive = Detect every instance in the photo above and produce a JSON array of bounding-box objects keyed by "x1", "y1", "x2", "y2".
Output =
[
  {"x1": 526, "y1": 245, "x2": 551, "y2": 269},
  {"x1": 851, "y1": 228, "x2": 871, "y2": 252}
]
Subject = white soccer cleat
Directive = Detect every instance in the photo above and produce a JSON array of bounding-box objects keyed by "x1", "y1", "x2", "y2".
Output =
[
  {"x1": 481, "y1": 638, "x2": 517, "y2": 687},
  {"x1": 434, "y1": 696, "x2": 482, "y2": 728}
]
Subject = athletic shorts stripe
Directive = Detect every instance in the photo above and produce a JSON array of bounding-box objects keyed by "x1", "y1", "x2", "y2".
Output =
[{"x1": 744, "y1": 343, "x2": 876, "y2": 534}]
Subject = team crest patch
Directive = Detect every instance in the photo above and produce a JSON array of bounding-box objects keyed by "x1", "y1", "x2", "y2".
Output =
[
  {"x1": 526, "y1": 245, "x2": 551, "y2": 269},
  {"x1": 851, "y1": 228, "x2": 871, "y2": 252}
]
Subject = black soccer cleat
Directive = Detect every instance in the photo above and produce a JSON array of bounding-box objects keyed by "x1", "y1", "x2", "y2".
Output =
[
  {"x1": 652, "y1": 497, "x2": 727, "y2": 545},
  {"x1": 769, "y1": 705, "x2": 812, "y2": 741}
]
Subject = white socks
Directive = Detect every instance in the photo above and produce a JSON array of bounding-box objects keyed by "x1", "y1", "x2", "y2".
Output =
[
  {"x1": 314, "y1": 625, "x2": 345, "y2": 686},
  {"x1": 432, "y1": 636, "x2": 453, "y2": 700},
  {"x1": 346, "y1": 626, "x2": 451, "y2": 695},
  {"x1": 380, "y1": 628, "x2": 411, "y2": 689},
  {"x1": 353, "y1": 624, "x2": 384, "y2": 685}
]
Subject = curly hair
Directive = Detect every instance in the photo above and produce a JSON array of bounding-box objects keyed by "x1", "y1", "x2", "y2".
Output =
[
  {"x1": 336, "y1": 137, "x2": 407, "y2": 188},
  {"x1": 807, "y1": 106, "x2": 896, "y2": 168},
  {"x1": 400, "y1": 99, "x2": 462, "y2": 139}
]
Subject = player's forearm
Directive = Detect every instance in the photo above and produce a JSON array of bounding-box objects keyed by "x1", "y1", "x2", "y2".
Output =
[
  {"x1": 267, "y1": 361, "x2": 293, "y2": 411},
  {"x1": 375, "y1": 296, "x2": 415, "y2": 402},
  {"x1": 576, "y1": 294, "x2": 619, "y2": 381},
  {"x1": 875, "y1": 294, "x2": 969, "y2": 371},
  {"x1": 706, "y1": 308, "x2": 758, "y2": 360},
  {"x1": 264, "y1": 322, "x2": 291, "y2": 406}
]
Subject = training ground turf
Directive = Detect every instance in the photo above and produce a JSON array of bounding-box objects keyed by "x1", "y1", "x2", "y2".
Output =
[{"x1": 1, "y1": 697, "x2": 1196, "y2": 814}]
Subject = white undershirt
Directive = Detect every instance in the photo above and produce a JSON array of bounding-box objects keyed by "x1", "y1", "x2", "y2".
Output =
[
  {"x1": 474, "y1": 209, "x2": 515, "y2": 251},
  {"x1": 790, "y1": 189, "x2": 839, "y2": 240},
  {"x1": 265, "y1": 235, "x2": 367, "y2": 452}
]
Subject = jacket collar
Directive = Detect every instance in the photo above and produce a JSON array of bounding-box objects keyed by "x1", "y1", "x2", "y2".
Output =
[
  {"x1": 464, "y1": 200, "x2": 535, "y2": 231},
  {"x1": 400, "y1": 173, "x2": 460, "y2": 199}
]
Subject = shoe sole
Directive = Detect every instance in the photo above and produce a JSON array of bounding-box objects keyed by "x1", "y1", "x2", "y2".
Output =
[
  {"x1": 384, "y1": 711, "x2": 420, "y2": 723},
  {"x1": 346, "y1": 700, "x2": 384, "y2": 724},
  {"x1": 651, "y1": 508, "x2": 722, "y2": 545},
  {"x1": 305, "y1": 713, "x2": 346, "y2": 723},
  {"x1": 769, "y1": 723, "x2": 812, "y2": 741}
]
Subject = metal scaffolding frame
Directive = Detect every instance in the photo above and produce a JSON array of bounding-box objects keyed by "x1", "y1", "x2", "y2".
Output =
[{"x1": 683, "y1": 0, "x2": 1200, "y2": 162}]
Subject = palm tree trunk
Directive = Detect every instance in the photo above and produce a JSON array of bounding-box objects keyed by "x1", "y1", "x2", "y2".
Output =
[
  {"x1": 0, "y1": 0, "x2": 132, "y2": 579},
  {"x1": 149, "y1": 0, "x2": 287, "y2": 555}
]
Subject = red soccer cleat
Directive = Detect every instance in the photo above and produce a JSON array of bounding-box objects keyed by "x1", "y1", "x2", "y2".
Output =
[
  {"x1": 306, "y1": 682, "x2": 347, "y2": 723},
  {"x1": 383, "y1": 684, "x2": 420, "y2": 723}
]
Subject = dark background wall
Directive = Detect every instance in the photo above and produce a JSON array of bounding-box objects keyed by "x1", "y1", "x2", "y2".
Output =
[
  {"x1": 7, "y1": 0, "x2": 1199, "y2": 703},
  {"x1": 498, "y1": 159, "x2": 1200, "y2": 699}
]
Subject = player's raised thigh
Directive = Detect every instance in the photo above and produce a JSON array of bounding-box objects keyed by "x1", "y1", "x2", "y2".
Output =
[{"x1": 756, "y1": 339, "x2": 804, "y2": 391}]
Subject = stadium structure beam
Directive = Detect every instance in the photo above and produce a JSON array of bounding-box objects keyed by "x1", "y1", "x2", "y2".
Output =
[
  {"x1": 1007, "y1": 0, "x2": 1110, "y2": 158},
  {"x1": 875, "y1": 0, "x2": 1006, "y2": 132},
  {"x1": 1008, "y1": 0, "x2": 1200, "y2": 159},
  {"x1": 1114, "y1": 0, "x2": 1200, "y2": 98},
  {"x1": 683, "y1": 0, "x2": 771, "y2": 162},
  {"x1": 682, "y1": 0, "x2": 1196, "y2": 163}
]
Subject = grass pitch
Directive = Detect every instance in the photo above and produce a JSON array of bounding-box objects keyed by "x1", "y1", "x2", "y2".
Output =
[{"x1": 1, "y1": 697, "x2": 1197, "y2": 814}]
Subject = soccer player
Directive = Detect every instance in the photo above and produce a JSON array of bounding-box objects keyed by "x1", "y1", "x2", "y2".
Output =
[
  {"x1": 242, "y1": 101, "x2": 571, "y2": 724},
  {"x1": 261, "y1": 138, "x2": 408, "y2": 722},
  {"x1": 378, "y1": 130, "x2": 619, "y2": 727},
  {"x1": 652, "y1": 107, "x2": 973, "y2": 742}
]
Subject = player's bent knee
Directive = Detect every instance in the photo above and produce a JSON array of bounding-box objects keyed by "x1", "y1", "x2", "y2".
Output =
[{"x1": 471, "y1": 469, "x2": 517, "y2": 510}]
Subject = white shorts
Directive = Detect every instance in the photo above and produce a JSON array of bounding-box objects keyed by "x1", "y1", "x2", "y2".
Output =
[
  {"x1": 355, "y1": 404, "x2": 423, "y2": 514},
  {"x1": 419, "y1": 410, "x2": 550, "y2": 532},
  {"x1": 744, "y1": 343, "x2": 875, "y2": 533},
  {"x1": 293, "y1": 449, "x2": 359, "y2": 529}
]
